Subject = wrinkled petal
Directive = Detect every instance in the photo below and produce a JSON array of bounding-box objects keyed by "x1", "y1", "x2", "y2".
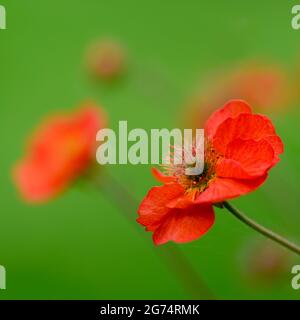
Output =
[
  {"x1": 264, "y1": 135, "x2": 284, "y2": 156},
  {"x1": 205, "y1": 100, "x2": 251, "y2": 139},
  {"x1": 217, "y1": 139, "x2": 275, "y2": 178},
  {"x1": 166, "y1": 189, "x2": 199, "y2": 209},
  {"x1": 195, "y1": 175, "x2": 268, "y2": 204},
  {"x1": 153, "y1": 204, "x2": 215, "y2": 245},
  {"x1": 137, "y1": 183, "x2": 185, "y2": 231},
  {"x1": 213, "y1": 113, "x2": 276, "y2": 154},
  {"x1": 216, "y1": 159, "x2": 250, "y2": 179}
]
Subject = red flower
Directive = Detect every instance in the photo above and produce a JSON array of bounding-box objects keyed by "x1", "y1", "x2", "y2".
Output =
[
  {"x1": 137, "y1": 100, "x2": 283, "y2": 245},
  {"x1": 185, "y1": 62, "x2": 290, "y2": 131},
  {"x1": 86, "y1": 40, "x2": 125, "y2": 80},
  {"x1": 13, "y1": 104, "x2": 106, "y2": 203}
]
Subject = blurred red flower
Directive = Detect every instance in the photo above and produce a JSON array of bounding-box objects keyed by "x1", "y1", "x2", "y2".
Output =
[
  {"x1": 221, "y1": 64, "x2": 289, "y2": 112},
  {"x1": 241, "y1": 239, "x2": 292, "y2": 283},
  {"x1": 138, "y1": 100, "x2": 284, "y2": 245},
  {"x1": 86, "y1": 39, "x2": 125, "y2": 80},
  {"x1": 13, "y1": 104, "x2": 106, "y2": 203},
  {"x1": 185, "y1": 62, "x2": 291, "y2": 129}
]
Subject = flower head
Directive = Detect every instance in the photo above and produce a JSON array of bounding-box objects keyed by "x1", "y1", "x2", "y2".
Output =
[
  {"x1": 241, "y1": 240, "x2": 292, "y2": 283},
  {"x1": 13, "y1": 103, "x2": 106, "y2": 203},
  {"x1": 86, "y1": 39, "x2": 125, "y2": 80},
  {"x1": 137, "y1": 100, "x2": 283, "y2": 245},
  {"x1": 185, "y1": 63, "x2": 290, "y2": 130}
]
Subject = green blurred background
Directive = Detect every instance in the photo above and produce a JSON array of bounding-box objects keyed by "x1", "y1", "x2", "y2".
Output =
[{"x1": 0, "y1": 0, "x2": 300, "y2": 299}]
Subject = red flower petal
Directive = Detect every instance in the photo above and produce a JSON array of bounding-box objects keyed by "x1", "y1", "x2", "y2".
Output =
[
  {"x1": 213, "y1": 113, "x2": 276, "y2": 154},
  {"x1": 216, "y1": 159, "x2": 250, "y2": 179},
  {"x1": 264, "y1": 135, "x2": 284, "y2": 156},
  {"x1": 153, "y1": 204, "x2": 215, "y2": 245},
  {"x1": 217, "y1": 139, "x2": 275, "y2": 179},
  {"x1": 205, "y1": 100, "x2": 252, "y2": 139},
  {"x1": 195, "y1": 175, "x2": 268, "y2": 204},
  {"x1": 13, "y1": 105, "x2": 105, "y2": 203},
  {"x1": 13, "y1": 158, "x2": 64, "y2": 203},
  {"x1": 137, "y1": 183, "x2": 185, "y2": 231},
  {"x1": 151, "y1": 167, "x2": 176, "y2": 183}
]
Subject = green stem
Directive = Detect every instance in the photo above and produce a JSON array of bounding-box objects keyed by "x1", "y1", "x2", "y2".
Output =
[{"x1": 223, "y1": 201, "x2": 300, "y2": 255}]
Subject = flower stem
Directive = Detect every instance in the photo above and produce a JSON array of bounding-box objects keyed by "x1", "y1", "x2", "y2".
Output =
[{"x1": 223, "y1": 201, "x2": 300, "y2": 255}]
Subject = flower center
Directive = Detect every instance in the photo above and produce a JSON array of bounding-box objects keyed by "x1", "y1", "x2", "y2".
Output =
[
  {"x1": 179, "y1": 161, "x2": 215, "y2": 193},
  {"x1": 162, "y1": 142, "x2": 222, "y2": 197}
]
